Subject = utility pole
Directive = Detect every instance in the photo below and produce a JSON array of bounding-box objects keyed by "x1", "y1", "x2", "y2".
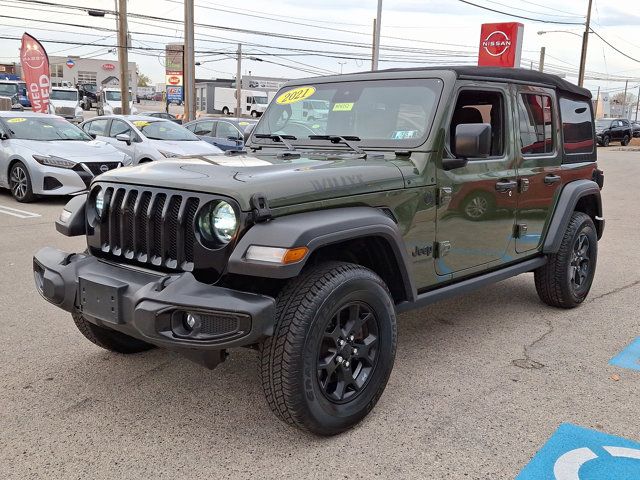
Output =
[
  {"x1": 538, "y1": 47, "x2": 546, "y2": 72},
  {"x1": 338, "y1": 61, "x2": 346, "y2": 74},
  {"x1": 116, "y1": 0, "x2": 129, "y2": 115},
  {"x1": 372, "y1": 0, "x2": 382, "y2": 70},
  {"x1": 236, "y1": 43, "x2": 242, "y2": 117},
  {"x1": 623, "y1": 79, "x2": 629, "y2": 119},
  {"x1": 595, "y1": 86, "x2": 600, "y2": 118},
  {"x1": 371, "y1": 19, "x2": 377, "y2": 71},
  {"x1": 184, "y1": 0, "x2": 195, "y2": 122},
  {"x1": 635, "y1": 85, "x2": 640, "y2": 121},
  {"x1": 578, "y1": 0, "x2": 593, "y2": 87}
]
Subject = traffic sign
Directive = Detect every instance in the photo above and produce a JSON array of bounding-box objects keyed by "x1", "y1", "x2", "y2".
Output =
[{"x1": 517, "y1": 423, "x2": 640, "y2": 479}]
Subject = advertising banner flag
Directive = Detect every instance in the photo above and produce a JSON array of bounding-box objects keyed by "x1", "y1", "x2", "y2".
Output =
[
  {"x1": 19, "y1": 33, "x2": 50, "y2": 113},
  {"x1": 478, "y1": 23, "x2": 524, "y2": 68}
]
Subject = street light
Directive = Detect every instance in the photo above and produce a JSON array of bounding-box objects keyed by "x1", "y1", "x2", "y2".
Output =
[{"x1": 537, "y1": 30, "x2": 583, "y2": 39}]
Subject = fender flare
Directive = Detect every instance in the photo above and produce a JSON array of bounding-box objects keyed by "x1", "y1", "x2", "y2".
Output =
[
  {"x1": 543, "y1": 179, "x2": 603, "y2": 254},
  {"x1": 228, "y1": 206, "x2": 416, "y2": 302}
]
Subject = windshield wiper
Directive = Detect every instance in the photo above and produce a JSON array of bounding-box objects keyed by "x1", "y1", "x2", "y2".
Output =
[
  {"x1": 254, "y1": 134, "x2": 297, "y2": 151},
  {"x1": 308, "y1": 135, "x2": 365, "y2": 155}
]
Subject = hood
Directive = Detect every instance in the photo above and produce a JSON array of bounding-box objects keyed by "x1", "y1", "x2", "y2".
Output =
[
  {"x1": 17, "y1": 139, "x2": 127, "y2": 163},
  {"x1": 97, "y1": 151, "x2": 404, "y2": 211},
  {"x1": 147, "y1": 139, "x2": 222, "y2": 155}
]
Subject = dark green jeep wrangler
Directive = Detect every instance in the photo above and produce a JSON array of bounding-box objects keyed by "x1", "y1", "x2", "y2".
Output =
[{"x1": 34, "y1": 67, "x2": 604, "y2": 435}]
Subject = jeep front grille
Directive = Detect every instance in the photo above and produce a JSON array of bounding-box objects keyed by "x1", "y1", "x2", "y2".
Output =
[{"x1": 94, "y1": 185, "x2": 200, "y2": 271}]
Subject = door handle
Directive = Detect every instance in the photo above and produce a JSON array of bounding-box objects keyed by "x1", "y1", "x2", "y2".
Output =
[
  {"x1": 495, "y1": 179, "x2": 518, "y2": 192},
  {"x1": 544, "y1": 174, "x2": 561, "y2": 185}
]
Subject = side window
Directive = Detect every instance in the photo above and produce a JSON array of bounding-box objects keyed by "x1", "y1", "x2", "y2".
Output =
[
  {"x1": 193, "y1": 120, "x2": 214, "y2": 136},
  {"x1": 84, "y1": 118, "x2": 109, "y2": 136},
  {"x1": 518, "y1": 94, "x2": 554, "y2": 155},
  {"x1": 559, "y1": 97, "x2": 595, "y2": 156},
  {"x1": 450, "y1": 90, "x2": 504, "y2": 157},
  {"x1": 184, "y1": 123, "x2": 196, "y2": 132},
  {"x1": 216, "y1": 121, "x2": 241, "y2": 139},
  {"x1": 109, "y1": 120, "x2": 131, "y2": 138}
]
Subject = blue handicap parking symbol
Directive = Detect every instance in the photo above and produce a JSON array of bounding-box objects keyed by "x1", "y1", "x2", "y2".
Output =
[
  {"x1": 517, "y1": 423, "x2": 640, "y2": 479},
  {"x1": 610, "y1": 337, "x2": 640, "y2": 371}
]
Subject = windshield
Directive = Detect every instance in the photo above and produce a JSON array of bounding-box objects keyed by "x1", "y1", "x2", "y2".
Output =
[
  {"x1": 595, "y1": 120, "x2": 612, "y2": 129},
  {"x1": 132, "y1": 119, "x2": 200, "y2": 141},
  {"x1": 0, "y1": 83, "x2": 18, "y2": 97},
  {"x1": 51, "y1": 90, "x2": 78, "y2": 102},
  {"x1": 2, "y1": 116, "x2": 92, "y2": 141},
  {"x1": 105, "y1": 91, "x2": 130, "y2": 102},
  {"x1": 82, "y1": 84, "x2": 96, "y2": 93},
  {"x1": 254, "y1": 78, "x2": 443, "y2": 145},
  {"x1": 254, "y1": 96, "x2": 268, "y2": 105}
]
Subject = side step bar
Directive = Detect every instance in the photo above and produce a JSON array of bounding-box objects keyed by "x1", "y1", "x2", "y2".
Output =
[{"x1": 396, "y1": 256, "x2": 547, "y2": 314}]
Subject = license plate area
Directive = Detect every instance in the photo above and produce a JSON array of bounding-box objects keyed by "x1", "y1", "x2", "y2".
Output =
[{"x1": 79, "y1": 274, "x2": 128, "y2": 324}]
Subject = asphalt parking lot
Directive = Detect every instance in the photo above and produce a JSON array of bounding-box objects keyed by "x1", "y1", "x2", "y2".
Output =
[{"x1": 1, "y1": 149, "x2": 639, "y2": 479}]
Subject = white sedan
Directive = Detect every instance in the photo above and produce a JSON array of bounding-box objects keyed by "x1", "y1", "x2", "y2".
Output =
[
  {"x1": 80, "y1": 115, "x2": 222, "y2": 164},
  {"x1": 0, "y1": 111, "x2": 131, "y2": 202}
]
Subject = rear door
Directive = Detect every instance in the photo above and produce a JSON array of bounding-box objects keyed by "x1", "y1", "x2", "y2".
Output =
[
  {"x1": 436, "y1": 84, "x2": 518, "y2": 275},
  {"x1": 514, "y1": 86, "x2": 562, "y2": 253}
]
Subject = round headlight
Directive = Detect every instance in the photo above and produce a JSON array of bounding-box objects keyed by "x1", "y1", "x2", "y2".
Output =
[
  {"x1": 197, "y1": 200, "x2": 238, "y2": 246},
  {"x1": 95, "y1": 188, "x2": 106, "y2": 217}
]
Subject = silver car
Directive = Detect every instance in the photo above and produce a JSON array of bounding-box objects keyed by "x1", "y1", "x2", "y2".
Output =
[
  {"x1": 0, "y1": 111, "x2": 131, "y2": 202},
  {"x1": 80, "y1": 115, "x2": 222, "y2": 164}
]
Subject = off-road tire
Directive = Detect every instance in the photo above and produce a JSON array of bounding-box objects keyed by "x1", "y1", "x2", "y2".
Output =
[
  {"x1": 622, "y1": 134, "x2": 630, "y2": 146},
  {"x1": 602, "y1": 135, "x2": 610, "y2": 147},
  {"x1": 9, "y1": 161, "x2": 36, "y2": 203},
  {"x1": 72, "y1": 312, "x2": 155, "y2": 354},
  {"x1": 535, "y1": 212, "x2": 597, "y2": 308},
  {"x1": 260, "y1": 261, "x2": 397, "y2": 436}
]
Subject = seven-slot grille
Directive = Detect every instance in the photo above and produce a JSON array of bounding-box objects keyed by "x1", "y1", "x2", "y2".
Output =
[{"x1": 95, "y1": 186, "x2": 200, "y2": 271}]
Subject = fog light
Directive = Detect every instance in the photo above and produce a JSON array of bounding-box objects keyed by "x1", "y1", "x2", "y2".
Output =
[{"x1": 184, "y1": 313, "x2": 199, "y2": 331}]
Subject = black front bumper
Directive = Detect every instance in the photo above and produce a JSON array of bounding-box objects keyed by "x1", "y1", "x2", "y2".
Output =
[{"x1": 33, "y1": 247, "x2": 276, "y2": 351}]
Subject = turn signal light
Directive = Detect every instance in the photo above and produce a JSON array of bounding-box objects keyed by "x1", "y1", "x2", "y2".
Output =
[
  {"x1": 282, "y1": 247, "x2": 308, "y2": 264},
  {"x1": 245, "y1": 245, "x2": 309, "y2": 264}
]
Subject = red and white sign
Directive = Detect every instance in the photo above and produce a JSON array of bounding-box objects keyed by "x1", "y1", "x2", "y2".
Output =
[
  {"x1": 478, "y1": 22, "x2": 524, "y2": 68},
  {"x1": 102, "y1": 63, "x2": 116, "y2": 71},
  {"x1": 165, "y1": 74, "x2": 183, "y2": 86},
  {"x1": 19, "y1": 33, "x2": 50, "y2": 113}
]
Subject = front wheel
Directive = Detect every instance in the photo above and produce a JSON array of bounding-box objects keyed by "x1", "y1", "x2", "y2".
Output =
[
  {"x1": 250, "y1": 110, "x2": 258, "y2": 118},
  {"x1": 9, "y1": 161, "x2": 35, "y2": 202},
  {"x1": 535, "y1": 212, "x2": 598, "y2": 308},
  {"x1": 222, "y1": 107, "x2": 229, "y2": 115},
  {"x1": 622, "y1": 134, "x2": 630, "y2": 146},
  {"x1": 602, "y1": 135, "x2": 610, "y2": 147},
  {"x1": 260, "y1": 262, "x2": 397, "y2": 436}
]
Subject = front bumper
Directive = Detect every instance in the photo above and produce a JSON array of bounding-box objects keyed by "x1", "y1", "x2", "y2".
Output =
[{"x1": 33, "y1": 247, "x2": 276, "y2": 351}]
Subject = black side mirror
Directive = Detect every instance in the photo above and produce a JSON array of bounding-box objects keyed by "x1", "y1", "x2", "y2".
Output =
[
  {"x1": 89, "y1": 133, "x2": 97, "y2": 139},
  {"x1": 443, "y1": 123, "x2": 491, "y2": 170}
]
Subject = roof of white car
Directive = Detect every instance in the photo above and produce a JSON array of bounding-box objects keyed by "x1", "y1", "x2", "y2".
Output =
[
  {"x1": 51, "y1": 87, "x2": 78, "y2": 91},
  {"x1": 101, "y1": 114, "x2": 171, "y2": 122}
]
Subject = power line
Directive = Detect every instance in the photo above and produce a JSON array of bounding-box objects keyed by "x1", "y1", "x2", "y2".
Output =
[
  {"x1": 591, "y1": 29, "x2": 640, "y2": 64},
  {"x1": 457, "y1": 0, "x2": 585, "y2": 25}
]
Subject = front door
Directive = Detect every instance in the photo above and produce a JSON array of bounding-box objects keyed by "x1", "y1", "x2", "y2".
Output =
[
  {"x1": 435, "y1": 86, "x2": 517, "y2": 275},
  {"x1": 107, "y1": 119, "x2": 136, "y2": 157},
  {"x1": 514, "y1": 87, "x2": 562, "y2": 253}
]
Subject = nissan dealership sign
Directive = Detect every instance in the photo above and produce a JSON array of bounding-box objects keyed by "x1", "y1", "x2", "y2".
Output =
[{"x1": 478, "y1": 22, "x2": 524, "y2": 68}]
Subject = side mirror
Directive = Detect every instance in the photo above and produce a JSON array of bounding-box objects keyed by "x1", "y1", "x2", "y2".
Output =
[
  {"x1": 115, "y1": 133, "x2": 132, "y2": 145},
  {"x1": 0, "y1": 132, "x2": 8, "y2": 140},
  {"x1": 88, "y1": 132, "x2": 97, "y2": 140},
  {"x1": 443, "y1": 123, "x2": 491, "y2": 170},
  {"x1": 227, "y1": 135, "x2": 241, "y2": 141}
]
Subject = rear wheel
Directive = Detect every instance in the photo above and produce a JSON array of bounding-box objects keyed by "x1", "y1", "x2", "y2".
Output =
[
  {"x1": 622, "y1": 134, "x2": 630, "y2": 146},
  {"x1": 222, "y1": 107, "x2": 229, "y2": 115},
  {"x1": 9, "y1": 161, "x2": 35, "y2": 202},
  {"x1": 260, "y1": 262, "x2": 397, "y2": 435},
  {"x1": 72, "y1": 312, "x2": 155, "y2": 354},
  {"x1": 602, "y1": 135, "x2": 610, "y2": 147},
  {"x1": 535, "y1": 212, "x2": 597, "y2": 308},
  {"x1": 251, "y1": 110, "x2": 258, "y2": 118}
]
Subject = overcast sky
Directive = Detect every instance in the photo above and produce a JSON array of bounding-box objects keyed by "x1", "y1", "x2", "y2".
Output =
[{"x1": 1, "y1": 0, "x2": 639, "y2": 96}]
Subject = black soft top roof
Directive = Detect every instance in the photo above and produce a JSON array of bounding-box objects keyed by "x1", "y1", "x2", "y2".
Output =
[{"x1": 378, "y1": 66, "x2": 591, "y2": 99}]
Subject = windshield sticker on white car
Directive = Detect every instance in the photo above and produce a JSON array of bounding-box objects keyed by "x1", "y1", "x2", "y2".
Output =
[
  {"x1": 276, "y1": 86, "x2": 316, "y2": 105},
  {"x1": 133, "y1": 121, "x2": 150, "y2": 127},
  {"x1": 332, "y1": 102, "x2": 354, "y2": 112},
  {"x1": 6, "y1": 117, "x2": 26, "y2": 123}
]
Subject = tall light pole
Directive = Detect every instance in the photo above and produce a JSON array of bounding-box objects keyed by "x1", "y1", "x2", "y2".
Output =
[
  {"x1": 578, "y1": 0, "x2": 593, "y2": 87},
  {"x1": 372, "y1": 0, "x2": 382, "y2": 70},
  {"x1": 236, "y1": 43, "x2": 242, "y2": 117},
  {"x1": 184, "y1": 0, "x2": 195, "y2": 122},
  {"x1": 116, "y1": 0, "x2": 129, "y2": 115}
]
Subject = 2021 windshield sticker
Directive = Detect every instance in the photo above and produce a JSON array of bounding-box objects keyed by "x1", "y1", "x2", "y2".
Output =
[{"x1": 276, "y1": 86, "x2": 316, "y2": 105}]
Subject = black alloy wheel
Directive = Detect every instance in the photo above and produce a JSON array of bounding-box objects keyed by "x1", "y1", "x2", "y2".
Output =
[
  {"x1": 570, "y1": 233, "x2": 591, "y2": 296},
  {"x1": 317, "y1": 302, "x2": 379, "y2": 403},
  {"x1": 602, "y1": 135, "x2": 610, "y2": 147}
]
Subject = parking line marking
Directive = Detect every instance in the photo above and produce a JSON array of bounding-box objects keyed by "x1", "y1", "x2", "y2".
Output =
[
  {"x1": 0, "y1": 205, "x2": 42, "y2": 218},
  {"x1": 610, "y1": 337, "x2": 640, "y2": 371}
]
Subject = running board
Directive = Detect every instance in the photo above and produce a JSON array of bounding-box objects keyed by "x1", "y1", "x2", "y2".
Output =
[{"x1": 395, "y1": 256, "x2": 547, "y2": 314}]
